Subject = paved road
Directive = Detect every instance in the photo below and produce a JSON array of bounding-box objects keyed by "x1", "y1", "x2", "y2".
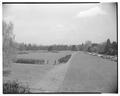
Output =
[{"x1": 59, "y1": 52, "x2": 117, "y2": 93}]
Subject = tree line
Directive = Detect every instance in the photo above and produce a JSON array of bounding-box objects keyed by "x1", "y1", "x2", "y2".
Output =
[{"x1": 17, "y1": 39, "x2": 117, "y2": 56}]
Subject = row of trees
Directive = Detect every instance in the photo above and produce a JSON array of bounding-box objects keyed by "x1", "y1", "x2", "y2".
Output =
[
  {"x1": 82, "y1": 39, "x2": 117, "y2": 55},
  {"x1": 17, "y1": 43, "x2": 77, "y2": 51},
  {"x1": 17, "y1": 39, "x2": 117, "y2": 56},
  {"x1": 17, "y1": 43, "x2": 81, "y2": 51}
]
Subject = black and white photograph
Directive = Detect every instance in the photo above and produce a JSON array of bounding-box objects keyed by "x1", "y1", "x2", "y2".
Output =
[{"x1": 2, "y1": 2, "x2": 118, "y2": 94}]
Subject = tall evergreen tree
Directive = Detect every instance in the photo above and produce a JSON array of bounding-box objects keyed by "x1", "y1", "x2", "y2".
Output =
[{"x1": 104, "y1": 39, "x2": 111, "y2": 54}]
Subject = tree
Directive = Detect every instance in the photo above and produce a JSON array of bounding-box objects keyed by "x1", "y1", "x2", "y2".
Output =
[
  {"x1": 90, "y1": 43, "x2": 99, "y2": 53},
  {"x1": 3, "y1": 21, "x2": 16, "y2": 68},
  {"x1": 48, "y1": 46, "x2": 53, "y2": 51},
  {"x1": 103, "y1": 39, "x2": 114, "y2": 55},
  {"x1": 104, "y1": 39, "x2": 111, "y2": 54},
  {"x1": 87, "y1": 46, "x2": 92, "y2": 52},
  {"x1": 84, "y1": 41, "x2": 92, "y2": 51},
  {"x1": 98, "y1": 42, "x2": 106, "y2": 54},
  {"x1": 111, "y1": 41, "x2": 118, "y2": 55},
  {"x1": 71, "y1": 45, "x2": 77, "y2": 51}
]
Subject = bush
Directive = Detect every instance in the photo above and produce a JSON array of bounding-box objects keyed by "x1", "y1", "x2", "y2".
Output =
[
  {"x1": 3, "y1": 80, "x2": 30, "y2": 94},
  {"x1": 58, "y1": 54, "x2": 71, "y2": 64},
  {"x1": 111, "y1": 56, "x2": 117, "y2": 62},
  {"x1": 14, "y1": 58, "x2": 45, "y2": 64}
]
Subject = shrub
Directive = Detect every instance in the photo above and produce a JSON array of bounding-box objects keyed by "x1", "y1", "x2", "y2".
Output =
[
  {"x1": 111, "y1": 56, "x2": 117, "y2": 62},
  {"x1": 58, "y1": 54, "x2": 71, "y2": 64},
  {"x1": 14, "y1": 58, "x2": 45, "y2": 64},
  {"x1": 3, "y1": 80, "x2": 30, "y2": 94}
]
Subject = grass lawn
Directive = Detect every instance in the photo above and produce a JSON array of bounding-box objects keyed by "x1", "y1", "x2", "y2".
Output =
[{"x1": 3, "y1": 50, "x2": 74, "y2": 89}]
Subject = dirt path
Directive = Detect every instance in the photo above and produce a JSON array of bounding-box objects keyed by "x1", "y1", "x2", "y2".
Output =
[{"x1": 30, "y1": 52, "x2": 76, "y2": 93}]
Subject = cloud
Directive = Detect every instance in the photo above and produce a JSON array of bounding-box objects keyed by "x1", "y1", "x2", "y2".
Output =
[
  {"x1": 56, "y1": 24, "x2": 64, "y2": 28},
  {"x1": 76, "y1": 6, "x2": 107, "y2": 18}
]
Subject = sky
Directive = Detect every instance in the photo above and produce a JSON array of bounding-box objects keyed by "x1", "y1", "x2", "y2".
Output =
[{"x1": 3, "y1": 3, "x2": 117, "y2": 45}]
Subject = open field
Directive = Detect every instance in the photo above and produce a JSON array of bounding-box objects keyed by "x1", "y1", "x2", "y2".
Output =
[{"x1": 3, "y1": 50, "x2": 74, "y2": 91}]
